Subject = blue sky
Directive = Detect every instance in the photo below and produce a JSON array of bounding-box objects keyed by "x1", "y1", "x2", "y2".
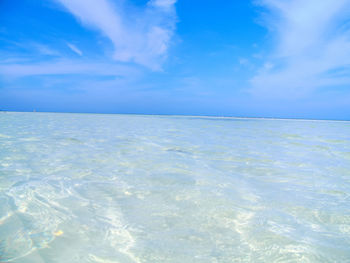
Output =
[{"x1": 1, "y1": 0, "x2": 350, "y2": 119}]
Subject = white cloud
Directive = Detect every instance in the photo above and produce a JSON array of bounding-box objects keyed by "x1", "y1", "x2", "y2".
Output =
[
  {"x1": 0, "y1": 59, "x2": 138, "y2": 77},
  {"x1": 251, "y1": 0, "x2": 350, "y2": 97},
  {"x1": 55, "y1": 0, "x2": 177, "y2": 70},
  {"x1": 67, "y1": 43, "x2": 83, "y2": 56}
]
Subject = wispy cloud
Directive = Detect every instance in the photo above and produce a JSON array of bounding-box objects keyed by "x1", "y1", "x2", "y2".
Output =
[
  {"x1": 55, "y1": 0, "x2": 177, "y2": 70},
  {"x1": 33, "y1": 43, "x2": 60, "y2": 56},
  {"x1": 251, "y1": 0, "x2": 350, "y2": 97},
  {"x1": 0, "y1": 59, "x2": 138, "y2": 77},
  {"x1": 67, "y1": 43, "x2": 83, "y2": 56},
  {"x1": 0, "y1": 1, "x2": 177, "y2": 86}
]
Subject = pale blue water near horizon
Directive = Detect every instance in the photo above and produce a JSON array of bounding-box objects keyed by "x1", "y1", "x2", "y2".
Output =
[{"x1": 1, "y1": 112, "x2": 350, "y2": 262}]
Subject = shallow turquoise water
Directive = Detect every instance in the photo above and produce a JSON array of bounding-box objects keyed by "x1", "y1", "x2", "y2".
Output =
[{"x1": 0, "y1": 112, "x2": 350, "y2": 262}]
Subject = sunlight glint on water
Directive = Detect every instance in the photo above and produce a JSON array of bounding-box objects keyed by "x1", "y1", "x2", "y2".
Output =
[{"x1": 0, "y1": 112, "x2": 350, "y2": 262}]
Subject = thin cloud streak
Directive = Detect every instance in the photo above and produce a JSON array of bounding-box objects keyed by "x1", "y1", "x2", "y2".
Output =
[
  {"x1": 251, "y1": 0, "x2": 350, "y2": 97},
  {"x1": 55, "y1": 0, "x2": 177, "y2": 70},
  {"x1": 67, "y1": 43, "x2": 83, "y2": 56}
]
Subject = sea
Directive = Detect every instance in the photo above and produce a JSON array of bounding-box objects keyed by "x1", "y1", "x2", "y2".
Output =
[{"x1": 0, "y1": 112, "x2": 350, "y2": 262}]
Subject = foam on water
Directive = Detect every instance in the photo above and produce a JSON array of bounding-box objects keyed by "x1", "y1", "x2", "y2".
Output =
[{"x1": 0, "y1": 112, "x2": 350, "y2": 262}]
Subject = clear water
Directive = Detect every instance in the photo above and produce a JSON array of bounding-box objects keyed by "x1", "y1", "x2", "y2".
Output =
[{"x1": 1, "y1": 112, "x2": 350, "y2": 263}]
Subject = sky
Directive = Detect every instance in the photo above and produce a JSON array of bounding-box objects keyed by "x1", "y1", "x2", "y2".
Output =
[{"x1": 0, "y1": 0, "x2": 350, "y2": 120}]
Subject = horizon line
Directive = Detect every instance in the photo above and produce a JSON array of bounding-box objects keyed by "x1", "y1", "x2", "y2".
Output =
[{"x1": 1, "y1": 110, "x2": 349, "y2": 122}]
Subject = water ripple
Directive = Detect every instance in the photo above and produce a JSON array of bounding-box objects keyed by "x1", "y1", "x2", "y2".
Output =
[{"x1": 0, "y1": 112, "x2": 349, "y2": 262}]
